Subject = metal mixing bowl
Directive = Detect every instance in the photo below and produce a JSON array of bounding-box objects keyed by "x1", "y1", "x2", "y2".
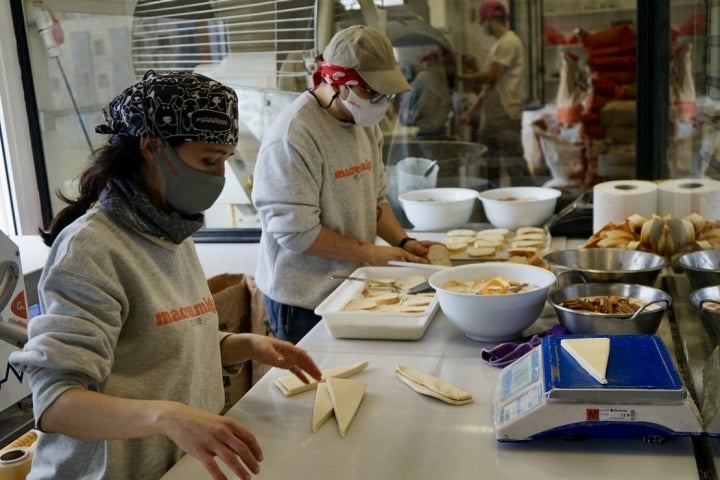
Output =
[
  {"x1": 542, "y1": 249, "x2": 668, "y2": 287},
  {"x1": 548, "y1": 282, "x2": 671, "y2": 334},
  {"x1": 689, "y1": 285, "x2": 720, "y2": 341},
  {"x1": 677, "y1": 249, "x2": 720, "y2": 291}
]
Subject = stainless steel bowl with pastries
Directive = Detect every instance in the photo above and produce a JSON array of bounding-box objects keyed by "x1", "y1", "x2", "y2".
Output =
[{"x1": 548, "y1": 282, "x2": 671, "y2": 335}]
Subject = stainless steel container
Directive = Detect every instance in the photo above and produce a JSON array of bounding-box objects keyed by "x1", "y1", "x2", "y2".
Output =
[
  {"x1": 543, "y1": 248, "x2": 668, "y2": 287},
  {"x1": 677, "y1": 249, "x2": 720, "y2": 291},
  {"x1": 548, "y1": 282, "x2": 671, "y2": 335}
]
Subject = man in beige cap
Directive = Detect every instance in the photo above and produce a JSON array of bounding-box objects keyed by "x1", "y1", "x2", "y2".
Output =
[{"x1": 253, "y1": 25, "x2": 435, "y2": 343}]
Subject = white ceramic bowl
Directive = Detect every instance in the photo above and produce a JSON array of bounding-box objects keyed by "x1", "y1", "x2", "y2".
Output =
[
  {"x1": 428, "y1": 262, "x2": 556, "y2": 342},
  {"x1": 478, "y1": 186, "x2": 561, "y2": 230},
  {"x1": 398, "y1": 188, "x2": 478, "y2": 231}
]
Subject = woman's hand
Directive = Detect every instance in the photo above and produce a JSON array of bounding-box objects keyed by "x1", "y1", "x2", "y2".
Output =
[
  {"x1": 246, "y1": 336, "x2": 322, "y2": 384},
  {"x1": 159, "y1": 402, "x2": 263, "y2": 480}
]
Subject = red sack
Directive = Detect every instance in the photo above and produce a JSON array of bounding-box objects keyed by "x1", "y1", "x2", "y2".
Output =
[
  {"x1": 592, "y1": 69, "x2": 637, "y2": 86},
  {"x1": 581, "y1": 25, "x2": 636, "y2": 49},
  {"x1": 587, "y1": 55, "x2": 637, "y2": 71},
  {"x1": 586, "y1": 42, "x2": 636, "y2": 58}
]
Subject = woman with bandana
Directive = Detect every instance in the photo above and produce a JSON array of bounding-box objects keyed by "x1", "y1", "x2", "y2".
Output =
[
  {"x1": 252, "y1": 26, "x2": 436, "y2": 344},
  {"x1": 10, "y1": 70, "x2": 321, "y2": 480}
]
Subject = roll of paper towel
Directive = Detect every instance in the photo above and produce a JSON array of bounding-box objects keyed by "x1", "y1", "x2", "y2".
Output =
[
  {"x1": 593, "y1": 180, "x2": 658, "y2": 232},
  {"x1": 657, "y1": 178, "x2": 720, "y2": 220}
]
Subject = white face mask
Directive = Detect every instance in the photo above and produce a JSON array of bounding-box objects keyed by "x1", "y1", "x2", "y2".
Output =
[{"x1": 339, "y1": 87, "x2": 388, "y2": 126}]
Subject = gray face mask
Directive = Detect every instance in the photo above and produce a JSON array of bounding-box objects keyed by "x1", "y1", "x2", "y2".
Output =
[{"x1": 153, "y1": 143, "x2": 225, "y2": 216}]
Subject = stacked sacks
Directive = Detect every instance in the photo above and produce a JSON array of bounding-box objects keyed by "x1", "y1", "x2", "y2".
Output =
[{"x1": 577, "y1": 24, "x2": 637, "y2": 140}]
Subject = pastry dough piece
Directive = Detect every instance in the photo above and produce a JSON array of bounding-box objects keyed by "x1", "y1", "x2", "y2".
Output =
[
  {"x1": 395, "y1": 365, "x2": 473, "y2": 405},
  {"x1": 275, "y1": 361, "x2": 369, "y2": 397},
  {"x1": 312, "y1": 383, "x2": 335, "y2": 432},
  {"x1": 326, "y1": 377, "x2": 366, "y2": 437},
  {"x1": 561, "y1": 338, "x2": 610, "y2": 384}
]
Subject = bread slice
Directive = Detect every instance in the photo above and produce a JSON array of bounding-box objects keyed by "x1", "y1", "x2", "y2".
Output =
[
  {"x1": 342, "y1": 298, "x2": 377, "y2": 311},
  {"x1": 447, "y1": 229, "x2": 476, "y2": 237},
  {"x1": 426, "y1": 244, "x2": 453, "y2": 266},
  {"x1": 506, "y1": 246, "x2": 538, "y2": 258},
  {"x1": 395, "y1": 275, "x2": 427, "y2": 292},
  {"x1": 516, "y1": 226, "x2": 546, "y2": 236},
  {"x1": 466, "y1": 246, "x2": 496, "y2": 257},
  {"x1": 371, "y1": 293, "x2": 401, "y2": 305}
]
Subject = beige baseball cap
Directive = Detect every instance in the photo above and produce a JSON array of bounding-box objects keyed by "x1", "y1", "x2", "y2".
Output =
[{"x1": 323, "y1": 25, "x2": 411, "y2": 95}]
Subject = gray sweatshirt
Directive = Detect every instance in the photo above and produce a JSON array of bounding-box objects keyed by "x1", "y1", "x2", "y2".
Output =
[
  {"x1": 252, "y1": 91, "x2": 389, "y2": 310},
  {"x1": 10, "y1": 207, "x2": 226, "y2": 479}
]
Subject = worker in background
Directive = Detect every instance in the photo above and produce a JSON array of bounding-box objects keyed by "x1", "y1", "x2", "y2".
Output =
[
  {"x1": 457, "y1": 0, "x2": 532, "y2": 186},
  {"x1": 398, "y1": 47, "x2": 457, "y2": 140}
]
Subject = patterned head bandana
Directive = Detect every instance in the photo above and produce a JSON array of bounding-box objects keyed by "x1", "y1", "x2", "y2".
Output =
[{"x1": 95, "y1": 70, "x2": 239, "y2": 145}]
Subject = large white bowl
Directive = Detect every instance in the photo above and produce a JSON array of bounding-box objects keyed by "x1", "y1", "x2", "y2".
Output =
[
  {"x1": 478, "y1": 186, "x2": 561, "y2": 229},
  {"x1": 398, "y1": 188, "x2": 478, "y2": 231},
  {"x1": 428, "y1": 262, "x2": 556, "y2": 342}
]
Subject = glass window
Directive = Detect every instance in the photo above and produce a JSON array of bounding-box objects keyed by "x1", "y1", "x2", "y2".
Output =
[{"x1": 6, "y1": 0, "x2": 719, "y2": 239}]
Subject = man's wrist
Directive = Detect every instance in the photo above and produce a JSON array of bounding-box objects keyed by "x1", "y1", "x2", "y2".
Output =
[{"x1": 397, "y1": 236, "x2": 417, "y2": 249}]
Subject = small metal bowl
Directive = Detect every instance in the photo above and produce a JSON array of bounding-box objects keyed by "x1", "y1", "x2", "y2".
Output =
[
  {"x1": 548, "y1": 283, "x2": 671, "y2": 335},
  {"x1": 543, "y1": 249, "x2": 668, "y2": 287},
  {"x1": 677, "y1": 249, "x2": 720, "y2": 291},
  {"x1": 689, "y1": 285, "x2": 720, "y2": 340}
]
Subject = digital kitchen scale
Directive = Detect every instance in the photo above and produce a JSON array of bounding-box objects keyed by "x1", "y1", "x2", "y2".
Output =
[{"x1": 493, "y1": 335, "x2": 703, "y2": 442}]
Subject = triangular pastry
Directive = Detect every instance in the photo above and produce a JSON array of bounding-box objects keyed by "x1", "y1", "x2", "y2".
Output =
[
  {"x1": 325, "y1": 377, "x2": 366, "y2": 437},
  {"x1": 395, "y1": 365, "x2": 473, "y2": 405},
  {"x1": 275, "y1": 361, "x2": 369, "y2": 396},
  {"x1": 312, "y1": 383, "x2": 334, "y2": 432},
  {"x1": 561, "y1": 337, "x2": 610, "y2": 384}
]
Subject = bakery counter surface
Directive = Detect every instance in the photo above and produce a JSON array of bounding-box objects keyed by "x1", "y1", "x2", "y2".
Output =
[{"x1": 162, "y1": 309, "x2": 698, "y2": 480}]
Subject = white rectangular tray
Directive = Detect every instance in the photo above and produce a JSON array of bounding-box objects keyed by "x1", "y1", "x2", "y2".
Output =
[{"x1": 315, "y1": 266, "x2": 439, "y2": 340}]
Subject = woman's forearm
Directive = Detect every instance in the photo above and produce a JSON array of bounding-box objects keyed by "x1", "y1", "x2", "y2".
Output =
[{"x1": 39, "y1": 387, "x2": 176, "y2": 440}]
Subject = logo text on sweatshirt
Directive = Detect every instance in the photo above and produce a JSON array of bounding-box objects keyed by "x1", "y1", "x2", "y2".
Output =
[{"x1": 155, "y1": 296, "x2": 217, "y2": 326}]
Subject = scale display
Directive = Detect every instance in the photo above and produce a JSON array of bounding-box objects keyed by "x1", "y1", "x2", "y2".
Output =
[{"x1": 494, "y1": 335, "x2": 703, "y2": 442}]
